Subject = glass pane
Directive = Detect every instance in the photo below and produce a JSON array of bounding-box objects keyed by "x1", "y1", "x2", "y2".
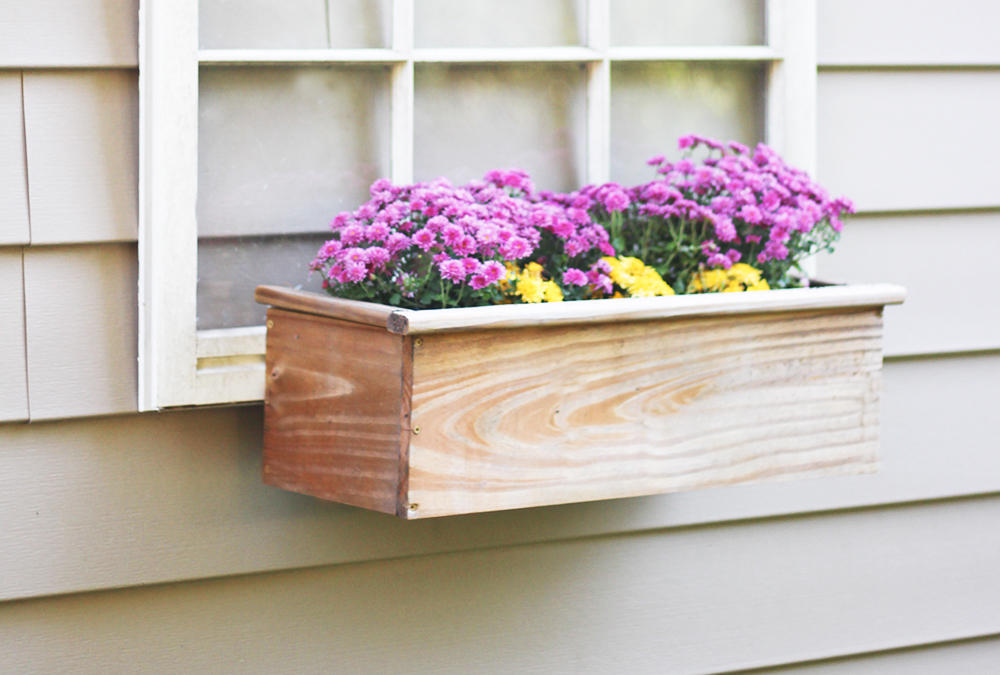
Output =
[
  {"x1": 198, "y1": 66, "x2": 390, "y2": 237},
  {"x1": 610, "y1": 0, "x2": 765, "y2": 46},
  {"x1": 414, "y1": 64, "x2": 586, "y2": 192},
  {"x1": 198, "y1": 234, "x2": 329, "y2": 330},
  {"x1": 200, "y1": 0, "x2": 391, "y2": 49},
  {"x1": 415, "y1": 0, "x2": 584, "y2": 48},
  {"x1": 610, "y1": 62, "x2": 765, "y2": 185},
  {"x1": 198, "y1": 66, "x2": 389, "y2": 328}
]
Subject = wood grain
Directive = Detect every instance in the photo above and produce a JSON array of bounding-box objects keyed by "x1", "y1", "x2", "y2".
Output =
[
  {"x1": 407, "y1": 309, "x2": 884, "y2": 517},
  {"x1": 261, "y1": 308, "x2": 405, "y2": 514}
]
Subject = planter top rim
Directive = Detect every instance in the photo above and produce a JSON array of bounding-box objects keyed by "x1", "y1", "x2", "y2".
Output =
[{"x1": 255, "y1": 282, "x2": 906, "y2": 336}]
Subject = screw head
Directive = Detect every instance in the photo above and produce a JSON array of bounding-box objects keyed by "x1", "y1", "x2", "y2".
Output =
[
  {"x1": 266, "y1": 319, "x2": 274, "y2": 329},
  {"x1": 408, "y1": 503, "x2": 419, "y2": 511},
  {"x1": 412, "y1": 426, "x2": 421, "y2": 435}
]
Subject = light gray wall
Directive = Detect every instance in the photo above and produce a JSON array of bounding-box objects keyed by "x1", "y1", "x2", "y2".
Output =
[{"x1": 1, "y1": 1, "x2": 998, "y2": 672}]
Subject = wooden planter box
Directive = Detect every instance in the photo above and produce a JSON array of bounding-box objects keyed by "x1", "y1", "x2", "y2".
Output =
[{"x1": 255, "y1": 283, "x2": 905, "y2": 519}]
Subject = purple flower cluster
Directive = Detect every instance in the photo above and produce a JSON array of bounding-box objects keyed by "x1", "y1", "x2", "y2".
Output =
[
  {"x1": 645, "y1": 134, "x2": 854, "y2": 269},
  {"x1": 568, "y1": 134, "x2": 854, "y2": 288},
  {"x1": 310, "y1": 171, "x2": 614, "y2": 308}
]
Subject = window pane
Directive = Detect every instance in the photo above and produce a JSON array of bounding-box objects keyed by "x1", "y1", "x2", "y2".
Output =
[
  {"x1": 200, "y1": 0, "x2": 391, "y2": 49},
  {"x1": 197, "y1": 66, "x2": 389, "y2": 329},
  {"x1": 415, "y1": 0, "x2": 584, "y2": 48},
  {"x1": 198, "y1": 66, "x2": 390, "y2": 237},
  {"x1": 610, "y1": 62, "x2": 765, "y2": 185},
  {"x1": 610, "y1": 0, "x2": 765, "y2": 46},
  {"x1": 414, "y1": 64, "x2": 586, "y2": 192},
  {"x1": 198, "y1": 234, "x2": 329, "y2": 330}
]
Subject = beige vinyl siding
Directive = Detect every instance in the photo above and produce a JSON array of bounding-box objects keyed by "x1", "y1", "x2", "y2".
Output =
[
  {"x1": 0, "y1": 0, "x2": 138, "y2": 68},
  {"x1": 1, "y1": 352, "x2": 997, "y2": 601},
  {"x1": 23, "y1": 70, "x2": 138, "y2": 244},
  {"x1": 818, "y1": 211, "x2": 1000, "y2": 356},
  {"x1": 0, "y1": 248, "x2": 28, "y2": 421},
  {"x1": 3, "y1": 494, "x2": 1000, "y2": 673},
  {"x1": 816, "y1": 69, "x2": 1000, "y2": 213},
  {"x1": 23, "y1": 244, "x2": 137, "y2": 419},
  {"x1": 818, "y1": 0, "x2": 1000, "y2": 66},
  {"x1": 0, "y1": 72, "x2": 29, "y2": 245}
]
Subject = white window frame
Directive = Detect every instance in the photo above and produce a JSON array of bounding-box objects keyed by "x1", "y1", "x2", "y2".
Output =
[{"x1": 138, "y1": 0, "x2": 817, "y2": 410}]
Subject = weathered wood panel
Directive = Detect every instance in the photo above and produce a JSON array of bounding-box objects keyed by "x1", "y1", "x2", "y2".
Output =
[
  {"x1": 409, "y1": 309, "x2": 884, "y2": 517},
  {"x1": 0, "y1": 0, "x2": 137, "y2": 67},
  {"x1": 3, "y1": 495, "x2": 1000, "y2": 673},
  {"x1": 1, "y1": 352, "x2": 998, "y2": 601},
  {"x1": 23, "y1": 244, "x2": 137, "y2": 419},
  {"x1": 262, "y1": 308, "x2": 407, "y2": 514},
  {"x1": 23, "y1": 71, "x2": 138, "y2": 244},
  {"x1": 0, "y1": 73, "x2": 30, "y2": 245},
  {"x1": 818, "y1": 0, "x2": 1000, "y2": 66},
  {"x1": 817, "y1": 70, "x2": 1000, "y2": 212},
  {"x1": 0, "y1": 248, "x2": 28, "y2": 421},
  {"x1": 819, "y1": 211, "x2": 1000, "y2": 356}
]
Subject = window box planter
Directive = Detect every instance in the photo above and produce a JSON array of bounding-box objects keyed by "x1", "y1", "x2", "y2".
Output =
[{"x1": 255, "y1": 283, "x2": 905, "y2": 519}]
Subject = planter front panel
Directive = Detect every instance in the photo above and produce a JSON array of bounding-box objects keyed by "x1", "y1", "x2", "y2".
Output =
[{"x1": 406, "y1": 308, "x2": 882, "y2": 518}]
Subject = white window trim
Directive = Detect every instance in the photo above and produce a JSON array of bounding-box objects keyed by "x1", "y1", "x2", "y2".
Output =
[{"x1": 138, "y1": 0, "x2": 817, "y2": 410}]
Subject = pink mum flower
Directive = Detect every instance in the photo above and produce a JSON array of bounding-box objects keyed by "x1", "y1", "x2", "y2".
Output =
[
  {"x1": 563, "y1": 268, "x2": 588, "y2": 286},
  {"x1": 480, "y1": 260, "x2": 505, "y2": 283},
  {"x1": 438, "y1": 258, "x2": 467, "y2": 283},
  {"x1": 364, "y1": 246, "x2": 390, "y2": 268},
  {"x1": 413, "y1": 228, "x2": 436, "y2": 251},
  {"x1": 343, "y1": 261, "x2": 368, "y2": 282},
  {"x1": 500, "y1": 236, "x2": 530, "y2": 260}
]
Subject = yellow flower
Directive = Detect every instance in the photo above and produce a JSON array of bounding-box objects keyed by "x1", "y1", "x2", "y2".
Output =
[
  {"x1": 688, "y1": 264, "x2": 769, "y2": 294},
  {"x1": 516, "y1": 274, "x2": 544, "y2": 303},
  {"x1": 524, "y1": 261, "x2": 544, "y2": 278},
  {"x1": 542, "y1": 280, "x2": 564, "y2": 302},
  {"x1": 688, "y1": 269, "x2": 729, "y2": 293},
  {"x1": 603, "y1": 256, "x2": 675, "y2": 297},
  {"x1": 504, "y1": 261, "x2": 564, "y2": 303}
]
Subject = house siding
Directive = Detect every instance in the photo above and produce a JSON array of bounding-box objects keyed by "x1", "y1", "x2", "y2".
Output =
[{"x1": 1, "y1": 1, "x2": 997, "y2": 671}]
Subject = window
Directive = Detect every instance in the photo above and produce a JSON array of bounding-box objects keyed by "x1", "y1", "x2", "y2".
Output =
[{"x1": 138, "y1": 0, "x2": 817, "y2": 409}]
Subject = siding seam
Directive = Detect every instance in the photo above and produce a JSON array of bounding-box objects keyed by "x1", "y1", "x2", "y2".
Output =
[
  {"x1": 19, "y1": 71, "x2": 31, "y2": 244},
  {"x1": 19, "y1": 248, "x2": 30, "y2": 420},
  {"x1": 18, "y1": 71, "x2": 31, "y2": 419},
  {"x1": 728, "y1": 630, "x2": 1000, "y2": 673}
]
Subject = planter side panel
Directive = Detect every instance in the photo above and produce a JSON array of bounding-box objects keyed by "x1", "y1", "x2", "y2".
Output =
[
  {"x1": 408, "y1": 308, "x2": 883, "y2": 518},
  {"x1": 262, "y1": 308, "x2": 406, "y2": 515}
]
